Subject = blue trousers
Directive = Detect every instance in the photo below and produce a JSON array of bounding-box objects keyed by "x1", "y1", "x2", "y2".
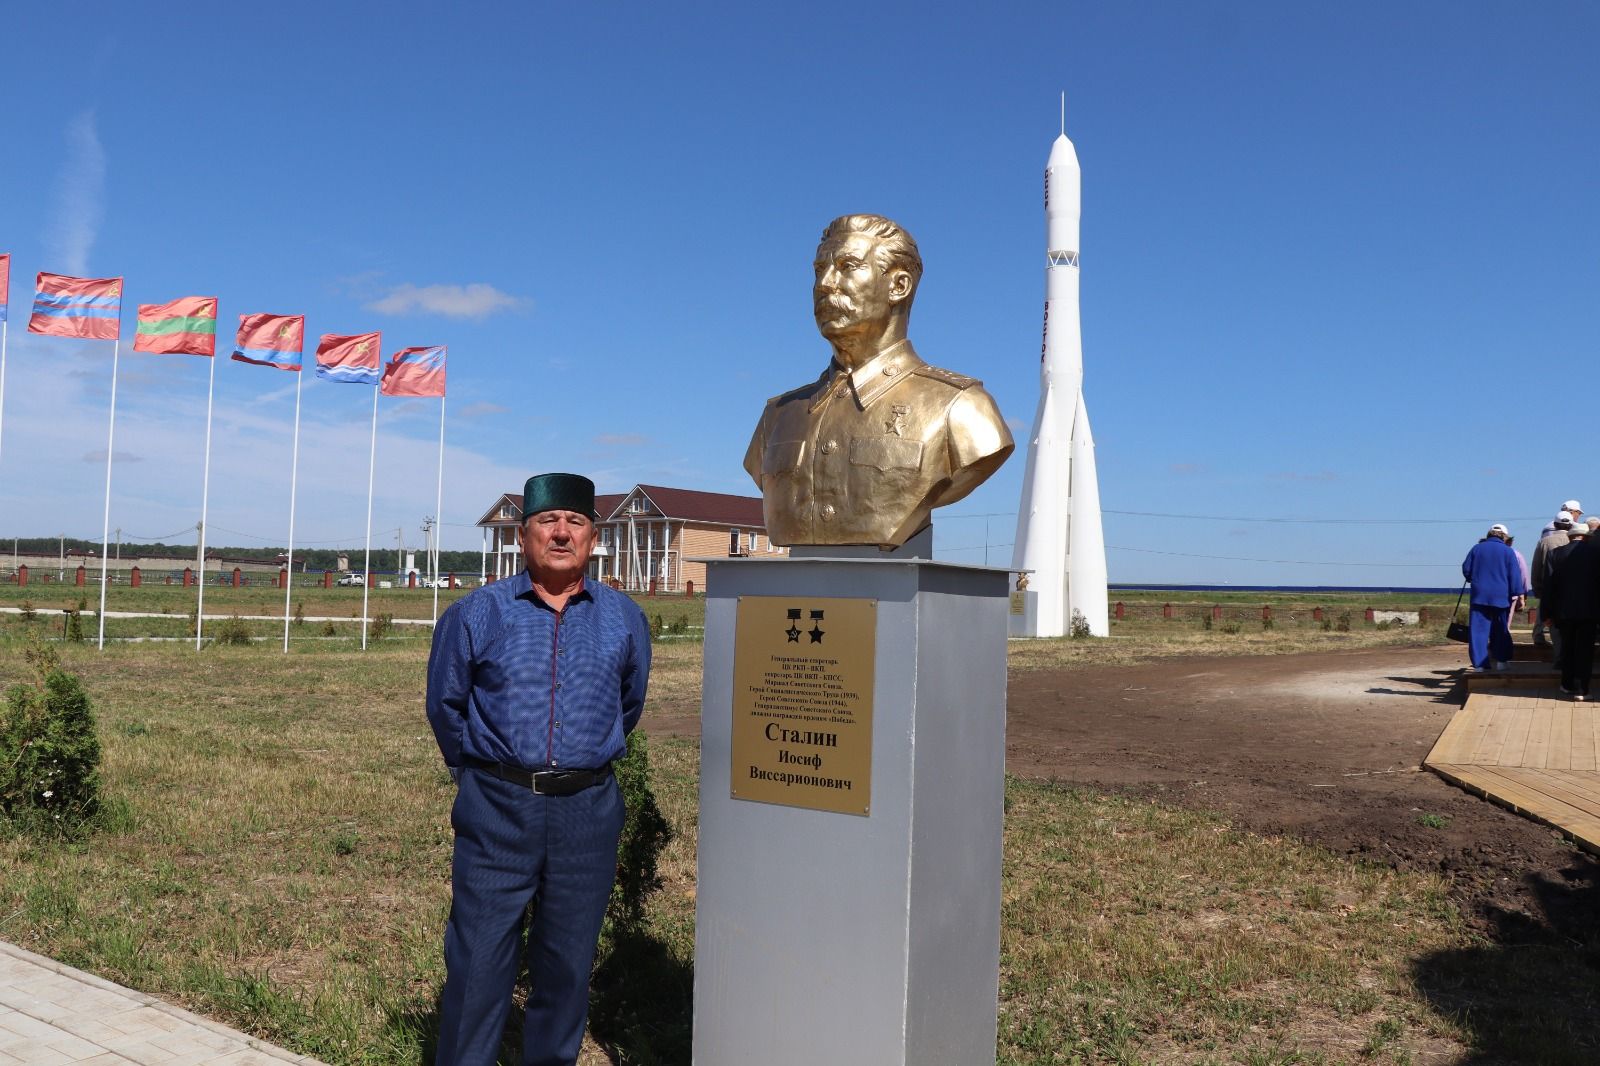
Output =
[
  {"x1": 435, "y1": 769, "x2": 625, "y2": 1066},
  {"x1": 1468, "y1": 603, "x2": 1514, "y2": 668}
]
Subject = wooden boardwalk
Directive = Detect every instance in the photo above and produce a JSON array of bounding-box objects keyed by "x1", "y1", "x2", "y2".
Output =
[{"x1": 1425, "y1": 682, "x2": 1600, "y2": 854}]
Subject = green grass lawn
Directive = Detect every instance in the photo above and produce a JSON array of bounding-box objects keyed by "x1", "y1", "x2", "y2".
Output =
[{"x1": 0, "y1": 622, "x2": 1575, "y2": 1064}]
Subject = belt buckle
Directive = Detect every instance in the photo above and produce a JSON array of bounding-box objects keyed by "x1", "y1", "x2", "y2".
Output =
[{"x1": 529, "y1": 770, "x2": 565, "y2": 795}]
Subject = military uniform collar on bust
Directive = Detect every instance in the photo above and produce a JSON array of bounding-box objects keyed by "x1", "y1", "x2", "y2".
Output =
[{"x1": 821, "y1": 339, "x2": 925, "y2": 412}]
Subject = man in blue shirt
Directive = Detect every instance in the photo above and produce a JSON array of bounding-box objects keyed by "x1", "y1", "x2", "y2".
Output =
[
  {"x1": 1461, "y1": 523, "x2": 1527, "y2": 672},
  {"x1": 427, "y1": 472, "x2": 651, "y2": 1065}
]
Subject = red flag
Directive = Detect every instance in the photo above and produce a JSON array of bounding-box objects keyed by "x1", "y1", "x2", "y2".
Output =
[
  {"x1": 380, "y1": 345, "x2": 447, "y2": 398},
  {"x1": 133, "y1": 296, "x2": 218, "y2": 356},
  {"x1": 232, "y1": 313, "x2": 305, "y2": 371},
  {"x1": 315, "y1": 331, "x2": 381, "y2": 385},
  {"x1": 28, "y1": 272, "x2": 122, "y2": 340}
]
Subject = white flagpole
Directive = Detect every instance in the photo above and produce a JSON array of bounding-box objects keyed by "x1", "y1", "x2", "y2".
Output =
[
  {"x1": 433, "y1": 395, "x2": 446, "y2": 623},
  {"x1": 193, "y1": 352, "x2": 217, "y2": 650},
  {"x1": 97, "y1": 307, "x2": 125, "y2": 651},
  {"x1": 282, "y1": 367, "x2": 304, "y2": 653},
  {"x1": 360, "y1": 382, "x2": 378, "y2": 650},
  {"x1": 0, "y1": 318, "x2": 9, "y2": 474}
]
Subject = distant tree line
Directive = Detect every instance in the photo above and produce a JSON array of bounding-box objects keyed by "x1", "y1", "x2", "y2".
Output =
[{"x1": 5, "y1": 537, "x2": 485, "y2": 574}]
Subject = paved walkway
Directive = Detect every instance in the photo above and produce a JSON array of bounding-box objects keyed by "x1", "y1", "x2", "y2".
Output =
[{"x1": 0, "y1": 941, "x2": 325, "y2": 1066}]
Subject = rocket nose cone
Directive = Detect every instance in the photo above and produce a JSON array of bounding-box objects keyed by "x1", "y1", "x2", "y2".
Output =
[{"x1": 1048, "y1": 133, "x2": 1079, "y2": 170}]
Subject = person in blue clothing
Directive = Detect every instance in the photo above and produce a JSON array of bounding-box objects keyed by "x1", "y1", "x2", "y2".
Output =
[
  {"x1": 426, "y1": 472, "x2": 652, "y2": 1066},
  {"x1": 1461, "y1": 523, "x2": 1527, "y2": 671}
]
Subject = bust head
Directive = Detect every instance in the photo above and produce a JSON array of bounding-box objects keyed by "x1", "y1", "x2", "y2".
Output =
[{"x1": 812, "y1": 215, "x2": 923, "y2": 360}]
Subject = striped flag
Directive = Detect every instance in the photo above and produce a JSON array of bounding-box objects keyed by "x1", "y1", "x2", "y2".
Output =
[
  {"x1": 232, "y1": 313, "x2": 305, "y2": 371},
  {"x1": 0, "y1": 254, "x2": 9, "y2": 323},
  {"x1": 133, "y1": 296, "x2": 218, "y2": 356},
  {"x1": 315, "y1": 332, "x2": 381, "y2": 384},
  {"x1": 28, "y1": 272, "x2": 122, "y2": 340},
  {"x1": 380, "y1": 345, "x2": 447, "y2": 398}
]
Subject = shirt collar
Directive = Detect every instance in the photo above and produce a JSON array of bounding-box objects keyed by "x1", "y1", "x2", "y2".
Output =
[
  {"x1": 845, "y1": 339, "x2": 924, "y2": 410},
  {"x1": 513, "y1": 568, "x2": 594, "y2": 610}
]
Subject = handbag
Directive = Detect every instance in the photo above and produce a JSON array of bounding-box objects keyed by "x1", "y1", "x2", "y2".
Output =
[{"x1": 1446, "y1": 581, "x2": 1470, "y2": 643}]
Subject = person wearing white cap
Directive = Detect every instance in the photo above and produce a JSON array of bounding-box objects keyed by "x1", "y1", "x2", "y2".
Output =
[
  {"x1": 1542, "y1": 523, "x2": 1600, "y2": 700},
  {"x1": 1531, "y1": 512, "x2": 1575, "y2": 650},
  {"x1": 1461, "y1": 524, "x2": 1526, "y2": 671},
  {"x1": 1542, "y1": 501, "x2": 1584, "y2": 540}
]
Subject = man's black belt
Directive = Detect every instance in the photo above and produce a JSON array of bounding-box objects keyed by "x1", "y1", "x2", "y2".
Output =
[{"x1": 463, "y1": 756, "x2": 613, "y2": 796}]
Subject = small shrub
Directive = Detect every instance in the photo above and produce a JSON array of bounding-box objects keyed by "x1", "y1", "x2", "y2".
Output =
[
  {"x1": 330, "y1": 829, "x2": 359, "y2": 855},
  {"x1": 1261, "y1": 617, "x2": 1275, "y2": 631},
  {"x1": 1200, "y1": 614, "x2": 1213, "y2": 631},
  {"x1": 1069, "y1": 610, "x2": 1092, "y2": 639},
  {"x1": 65, "y1": 609, "x2": 84, "y2": 644},
  {"x1": 369, "y1": 613, "x2": 393, "y2": 641},
  {"x1": 186, "y1": 606, "x2": 199, "y2": 638},
  {"x1": 668, "y1": 616, "x2": 688, "y2": 636},
  {"x1": 293, "y1": 601, "x2": 305, "y2": 626},
  {"x1": 1375, "y1": 619, "x2": 1394, "y2": 631},
  {"x1": 116, "y1": 720, "x2": 149, "y2": 738},
  {"x1": 212, "y1": 614, "x2": 253, "y2": 646},
  {"x1": 0, "y1": 641, "x2": 101, "y2": 835},
  {"x1": 607, "y1": 731, "x2": 672, "y2": 931},
  {"x1": 1417, "y1": 813, "x2": 1450, "y2": 829},
  {"x1": 1320, "y1": 617, "x2": 1333, "y2": 632},
  {"x1": 650, "y1": 614, "x2": 664, "y2": 641},
  {"x1": 19, "y1": 600, "x2": 36, "y2": 622},
  {"x1": 1220, "y1": 622, "x2": 1242, "y2": 635},
  {"x1": 321, "y1": 620, "x2": 337, "y2": 637},
  {"x1": 1336, "y1": 611, "x2": 1352, "y2": 633}
]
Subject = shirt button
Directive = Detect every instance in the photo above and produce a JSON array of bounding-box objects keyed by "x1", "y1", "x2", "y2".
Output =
[
  {"x1": 555, "y1": 721, "x2": 562, "y2": 729},
  {"x1": 821, "y1": 439, "x2": 838, "y2": 455},
  {"x1": 555, "y1": 681, "x2": 563, "y2": 690},
  {"x1": 883, "y1": 364, "x2": 899, "y2": 376},
  {"x1": 821, "y1": 504, "x2": 836, "y2": 521}
]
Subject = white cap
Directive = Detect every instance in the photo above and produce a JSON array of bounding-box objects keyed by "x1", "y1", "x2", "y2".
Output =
[
  {"x1": 1564, "y1": 499, "x2": 1583, "y2": 513},
  {"x1": 1488, "y1": 524, "x2": 1510, "y2": 537},
  {"x1": 1557, "y1": 511, "x2": 1575, "y2": 527}
]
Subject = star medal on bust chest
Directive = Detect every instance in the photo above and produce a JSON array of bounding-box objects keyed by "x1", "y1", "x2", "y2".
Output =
[{"x1": 886, "y1": 404, "x2": 910, "y2": 437}]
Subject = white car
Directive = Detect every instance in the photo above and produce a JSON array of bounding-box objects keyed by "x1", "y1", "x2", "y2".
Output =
[{"x1": 336, "y1": 572, "x2": 365, "y2": 587}]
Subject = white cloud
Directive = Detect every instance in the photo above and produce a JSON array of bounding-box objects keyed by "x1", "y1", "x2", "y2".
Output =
[
  {"x1": 0, "y1": 341, "x2": 537, "y2": 554},
  {"x1": 45, "y1": 112, "x2": 106, "y2": 276},
  {"x1": 365, "y1": 283, "x2": 528, "y2": 320},
  {"x1": 455, "y1": 402, "x2": 509, "y2": 420},
  {"x1": 593, "y1": 433, "x2": 647, "y2": 448}
]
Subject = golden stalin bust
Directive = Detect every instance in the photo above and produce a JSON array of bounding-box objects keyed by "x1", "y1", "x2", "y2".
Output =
[{"x1": 744, "y1": 214, "x2": 1014, "y2": 547}]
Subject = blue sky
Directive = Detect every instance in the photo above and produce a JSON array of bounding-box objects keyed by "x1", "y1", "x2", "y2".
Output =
[{"x1": 0, "y1": 3, "x2": 1594, "y2": 585}]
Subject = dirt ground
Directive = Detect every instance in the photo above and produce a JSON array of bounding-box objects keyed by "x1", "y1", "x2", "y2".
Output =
[
  {"x1": 1004, "y1": 643, "x2": 1600, "y2": 946},
  {"x1": 650, "y1": 642, "x2": 1598, "y2": 941}
]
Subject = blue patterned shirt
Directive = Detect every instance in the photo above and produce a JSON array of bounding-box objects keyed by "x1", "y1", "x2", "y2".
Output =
[{"x1": 426, "y1": 570, "x2": 651, "y2": 771}]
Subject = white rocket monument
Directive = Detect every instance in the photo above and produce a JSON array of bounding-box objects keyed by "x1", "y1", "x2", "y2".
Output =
[{"x1": 1012, "y1": 102, "x2": 1109, "y2": 638}]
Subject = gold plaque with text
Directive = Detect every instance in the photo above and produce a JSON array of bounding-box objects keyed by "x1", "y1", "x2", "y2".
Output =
[{"x1": 731, "y1": 596, "x2": 876, "y2": 815}]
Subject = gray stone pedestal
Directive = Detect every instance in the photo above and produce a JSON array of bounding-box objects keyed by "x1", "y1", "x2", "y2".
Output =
[{"x1": 693, "y1": 552, "x2": 1009, "y2": 1065}]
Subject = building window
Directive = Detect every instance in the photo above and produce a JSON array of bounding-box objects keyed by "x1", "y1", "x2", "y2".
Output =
[
  {"x1": 748, "y1": 532, "x2": 758, "y2": 553},
  {"x1": 729, "y1": 528, "x2": 742, "y2": 556},
  {"x1": 628, "y1": 496, "x2": 648, "y2": 514}
]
